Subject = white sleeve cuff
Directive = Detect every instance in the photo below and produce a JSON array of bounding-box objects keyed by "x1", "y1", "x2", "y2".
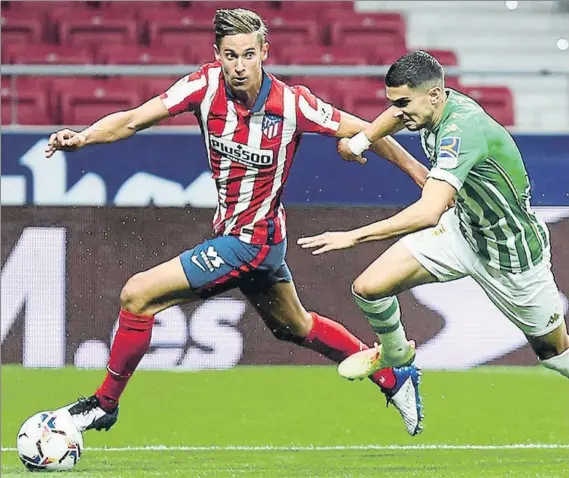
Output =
[{"x1": 428, "y1": 168, "x2": 463, "y2": 191}]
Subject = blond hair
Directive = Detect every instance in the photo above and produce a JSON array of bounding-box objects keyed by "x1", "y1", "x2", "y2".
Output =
[{"x1": 214, "y1": 9, "x2": 268, "y2": 47}]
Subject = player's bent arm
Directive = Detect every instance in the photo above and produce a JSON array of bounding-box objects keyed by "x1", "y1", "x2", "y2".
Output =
[
  {"x1": 335, "y1": 108, "x2": 403, "y2": 138},
  {"x1": 80, "y1": 97, "x2": 170, "y2": 146},
  {"x1": 348, "y1": 179, "x2": 456, "y2": 244},
  {"x1": 370, "y1": 136, "x2": 429, "y2": 188},
  {"x1": 344, "y1": 106, "x2": 405, "y2": 154},
  {"x1": 336, "y1": 110, "x2": 429, "y2": 188},
  {"x1": 366, "y1": 106, "x2": 406, "y2": 141}
]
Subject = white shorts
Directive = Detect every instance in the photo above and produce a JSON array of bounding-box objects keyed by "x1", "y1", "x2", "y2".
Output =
[{"x1": 401, "y1": 209, "x2": 564, "y2": 337}]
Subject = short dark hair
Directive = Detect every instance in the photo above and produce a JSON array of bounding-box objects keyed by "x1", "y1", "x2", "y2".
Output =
[
  {"x1": 214, "y1": 9, "x2": 268, "y2": 47},
  {"x1": 385, "y1": 51, "x2": 444, "y2": 89}
]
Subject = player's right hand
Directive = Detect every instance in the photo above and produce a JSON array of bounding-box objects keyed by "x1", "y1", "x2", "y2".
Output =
[
  {"x1": 337, "y1": 137, "x2": 367, "y2": 165},
  {"x1": 45, "y1": 129, "x2": 87, "y2": 158}
]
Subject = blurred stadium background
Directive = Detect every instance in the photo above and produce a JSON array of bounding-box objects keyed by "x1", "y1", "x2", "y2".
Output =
[{"x1": 1, "y1": 1, "x2": 568, "y2": 476}]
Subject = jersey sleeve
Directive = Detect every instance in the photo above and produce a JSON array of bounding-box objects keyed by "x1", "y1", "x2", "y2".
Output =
[
  {"x1": 293, "y1": 85, "x2": 341, "y2": 136},
  {"x1": 428, "y1": 122, "x2": 488, "y2": 191},
  {"x1": 160, "y1": 69, "x2": 208, "y2": 116}
]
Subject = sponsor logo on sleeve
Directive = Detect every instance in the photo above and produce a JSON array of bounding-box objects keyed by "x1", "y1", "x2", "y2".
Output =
[{"x1": 437, "y1": 136, "x2": 461, "y2": 169}]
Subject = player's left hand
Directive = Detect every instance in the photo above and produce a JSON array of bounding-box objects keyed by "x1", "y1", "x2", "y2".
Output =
[
  {"x1": 297, "y1": 231, "x2": 357, "y2": 255},
  {"x1": 337, "y1": 138, "x2": 367, "y2": 165}
]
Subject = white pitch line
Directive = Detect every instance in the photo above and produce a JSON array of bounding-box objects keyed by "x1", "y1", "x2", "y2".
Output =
[{"x1": 2, "y1": 444, "x2": 569, "y2": 452}]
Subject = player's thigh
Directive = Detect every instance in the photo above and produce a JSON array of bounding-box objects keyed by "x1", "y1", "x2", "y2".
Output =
[
  {"x1": 354, "y1": 208, "x2": 472, "y2": 299},
  {"x1": 120, "y1": 256, "x2": 198, "y2": 316},
  {"x1": 240, "y1": 264, "x2": 312, "y2": 337},
  {"x1": 472, "y1": 260, "x2": 567, "y2": 356},
  {"x1": 353, "y1": 240, "x2": 439, "y2": 299},
  {"x1": 122, "y1": 236, "x2": 265, "y2": 316},
  {"x1": 179, "y1": 235, "x2": 271, "y2": 298}
]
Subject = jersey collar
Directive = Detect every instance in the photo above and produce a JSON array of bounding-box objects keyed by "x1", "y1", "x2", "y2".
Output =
[{"x1": 224, "y1": 70, "x2": 272, "y2": 114}]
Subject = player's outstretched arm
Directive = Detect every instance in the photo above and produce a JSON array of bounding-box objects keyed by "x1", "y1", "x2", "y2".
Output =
[
  {"x1": 335, "y1": 110, "x2": 429, "y2": 188},
  {"x1": 298, "y1": 178, "x2": 456, "y2": 255},
  {"x1": 45, "y1": 97, "x2": 170, "y2": 158}
]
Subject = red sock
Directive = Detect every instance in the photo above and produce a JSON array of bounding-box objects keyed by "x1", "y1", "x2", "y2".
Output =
[
  {"x1": 302, "y1": 312, "x2": 396, "y2": 390},
  {"x1": 95, "y1": 309, "x2": 155, "y2": 411}
]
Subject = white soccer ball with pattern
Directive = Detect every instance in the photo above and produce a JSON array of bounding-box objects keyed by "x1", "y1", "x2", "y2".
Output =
[{"x1": 17, "y1": 410, "x2": 83, "y2": 471}]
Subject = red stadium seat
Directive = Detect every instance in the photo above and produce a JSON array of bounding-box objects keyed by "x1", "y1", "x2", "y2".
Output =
[
  {"x1": 5, "y1": 44, "x2": 94, "y2": 65},
  {"x1": 343, "y1": 83, "x2": 389, "y2": 121},
  {"x1": 191, "y1": 2, "x2": 277, "y2": 13},
  {"x1": 58, "y1": 79, "x2": 142, "y2": 125},
  {"x1": 329, "y1": 13, "x2": 406, "y2": 49},
  {"x1": 137, "y1": 76, "x2": 180, "y2": 99},
  {"x1": 333, "y1": 76, "x2": 383, "y2": 94},
  {"x1": 286, "y1": 76, "x2": 341, "y2": 107},
  {"x1": 423, "y1": 49, "x2": 458, "y2": 66},
  {"x1": 280, "y1": 45, "x2": 369, "y2": 65},
  {"x1": 146, "y1": 11, "x2": 215, "y2": 47},
  {"x1": 115, "y1": 75, "x2": 199, "y2": 129},
  {"x1": 97, "y1": 44, "x2": 187, "y2": 65},
  {"x1": 101, "y1": 1, "x2": 187, "y2": 13},
  {"x1": 348, "y1": 44, "x2": 407, "y2": 65},
  {"x1": 459, "y1": 86, "x2": 515, "y2": 126},
  {"x1": 186, "y1": 38, "x2": 218, "y2": 64},
  {"x1": 277, "y1": 1, "x2": 353, "y2": 13},
  {"x1": 0, "y1": 11, "x2": 44, "y2": 44},
  {"x1": 264, "y1": 15, "x2": 319, "y2": 47},
  {"x1": 445, "y1": 76, "x2": 462, "y2": 90},
  {"x1": 57, "y1": 12, "x2": 138, "y2": 47},
  {"x1": 8, "y1": 1, "x2": 96, "y2": 10},
  {"x1": 1, "y1": 78, "x2": 52, "y2": 125}
]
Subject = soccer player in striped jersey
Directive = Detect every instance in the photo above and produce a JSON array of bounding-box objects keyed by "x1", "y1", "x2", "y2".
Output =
[
  {"x1": 299, "y1": 51, "x2": 569, "y2": 388},
  {"x1": 45, "y1": 10, "x2": 429, "y2": 436}
]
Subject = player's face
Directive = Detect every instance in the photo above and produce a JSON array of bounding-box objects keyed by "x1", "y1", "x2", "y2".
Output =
[
  {"x1": 215, "y1": 33, "x2": 268, "y2": 94},
  {"x1": 386, "y1": 84, "x2": 440, "y2": 130}
]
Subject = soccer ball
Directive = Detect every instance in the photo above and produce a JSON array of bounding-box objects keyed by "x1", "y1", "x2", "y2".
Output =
[{"x1": 17, "y1": 410, "x2": 83, "y2": 472}]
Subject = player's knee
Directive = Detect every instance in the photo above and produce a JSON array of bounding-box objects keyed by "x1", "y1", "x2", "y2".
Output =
[
  {"x1": 290, "y1": 314, "x2": 313, "y2": 337},
  {"x1": 352, "y1": 277, "x2": 385, "y2": 301},
  {"x1": 120, "y1": 273, "x2": 150, "y2": 314},
  {"x1": 269, "y1": 311, "x2": 312, "y2": 340}
]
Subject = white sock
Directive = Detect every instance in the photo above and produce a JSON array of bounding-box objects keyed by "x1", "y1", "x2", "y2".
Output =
[
  {"x1": 540, "y1": 348, "x2": 569, "y2": 378},
  {"x1": 352, "y1": 286, "x2": 409, "y2": 363}
]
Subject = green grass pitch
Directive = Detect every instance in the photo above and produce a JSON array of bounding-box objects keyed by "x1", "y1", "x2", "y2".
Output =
[{"x1": 2, "y1": 365, "x2": 568, "y2": 477}]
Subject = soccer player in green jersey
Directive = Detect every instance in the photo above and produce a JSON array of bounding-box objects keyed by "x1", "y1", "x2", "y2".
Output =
[{"x1": 298, "y1": 51, "x2": 569, "y2": 392}]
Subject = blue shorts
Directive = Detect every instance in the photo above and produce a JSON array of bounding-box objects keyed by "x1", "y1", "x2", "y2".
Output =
[{"x1": 179, "y1": 236, "x2": 292, "y2": 298}]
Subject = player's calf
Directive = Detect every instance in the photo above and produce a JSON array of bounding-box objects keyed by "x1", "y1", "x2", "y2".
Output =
[
  {"x1": 351, "y1": 284, "x2": 414, "y2": 368},
  {"x1": 95, "y1": 309, "x2": 155, "y2": 411}
]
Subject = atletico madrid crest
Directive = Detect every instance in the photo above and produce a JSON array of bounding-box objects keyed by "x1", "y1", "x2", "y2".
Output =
[{"x1": 262, "y1": 114, "x2": 282, "y2": 140}]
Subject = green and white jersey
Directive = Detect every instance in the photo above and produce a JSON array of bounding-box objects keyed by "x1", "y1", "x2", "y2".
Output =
[{"x1": 420, "y1": 89, "x2": 549, "y2": 273}]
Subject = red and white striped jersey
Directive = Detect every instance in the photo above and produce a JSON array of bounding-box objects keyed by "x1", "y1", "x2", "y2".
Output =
[{"x1": 160, "y1": 61, "x2": 341, "y2": 245}]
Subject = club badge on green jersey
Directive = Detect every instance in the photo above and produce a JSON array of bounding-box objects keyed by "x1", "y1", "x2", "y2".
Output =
[{"x1": 437, "y1": 136, "x2": 461, "y2": 169}]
